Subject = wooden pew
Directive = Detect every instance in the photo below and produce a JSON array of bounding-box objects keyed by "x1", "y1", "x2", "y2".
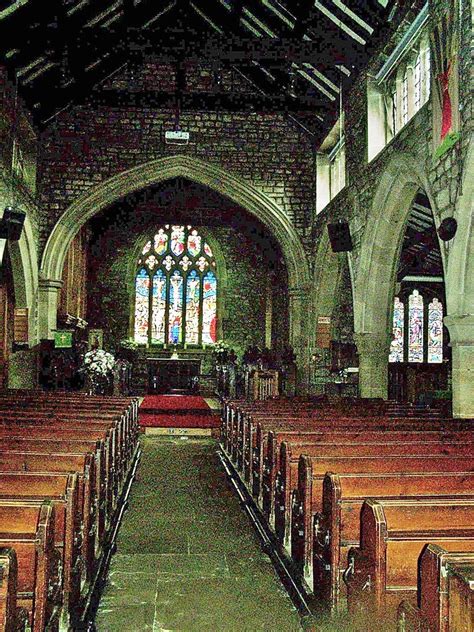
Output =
[
  {"x1": 0, "y1": 411, "x2": 125, "y2": 492},
  {"x1": 253, "y1": 421, "x2": 474, "y2": 504},
  {"x1": 312, "y1": 471, "x2": 474, "y2": 613},
  {"x1": 0, "y1": 416, "x2": 119, "y2": 510},
  {"x1": 275, "y1": 437, "x2": 474, "y2": 550},
  {"x1": 397, "y1": 544, "x2": 474, "y2": 632},
  {"x1": 345, "y1": 499, "x2": 474, "y2": 629},
  {"x1": 0, "y1": 548, "x2": 29, "y2": 632},
  {"x1": 292, "y1": 454, "x2": 474, "y2": 588},
  {"x1": 0, "y1": 502, "x2": 59, "y2": 632},
  {"x1": 0, "y1": 436, "x2": 108, "y2": 539},
  {"x1": 0, "y1": 473, "x2": 82, "y2": 626},
  {"x1": 0, "y1": 451, "x2": 97, "y2": 580},
  {"x1": 245, "y1": 418, "x2": 474, "y2": 498}
]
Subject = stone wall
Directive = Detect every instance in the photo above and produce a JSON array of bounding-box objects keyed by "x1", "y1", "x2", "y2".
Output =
[
  {"x1": 86, "y1": 202, "x2": 289, "y2": 359},
  {"x1": 36, "y1": 63, "x2": 315, "y2": 254}
]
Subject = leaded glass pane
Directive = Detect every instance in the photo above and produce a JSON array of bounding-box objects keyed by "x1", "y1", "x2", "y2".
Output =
[
  {"x1": 134, "y1": 268, "x2": 150, "y2": 344},
  {"x1": 151, "y1": 270, "x2": 167, "y2": 344},
  {"x1": 202, "y1": 271, "x2": 217, "y2": 344},
  {"x1": 136, "y1": 226, "x2": 217, "y2": 346},
  {"x1": 408, "y1": 290, "x2": 424, "y2": 362},
  {"x1": 389, "y1": 297, "x2": 404, "y2": 362},
  {"x1": 428, "y1": 298, "x2": 443, "y2": 364},
  {"x1": 154, "y1": 229, "x2": 168, "y2": 255},
  {"x1": 187, "y1": 230, "x2": 201, "y2": 257},
  {"x1": 168, "y1": 270, "x2": 184, "y2": 344},
  {"x1": 170, "y1": 225, "x2": 185, "y2": 257},
  {"x1": 185, "y1": 270, "x2": 200, "y2": 345}
]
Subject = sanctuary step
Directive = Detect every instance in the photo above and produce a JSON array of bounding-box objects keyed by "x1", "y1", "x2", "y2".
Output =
[{"x1": 139, "y1": 395, "x2": 221, "y2": 436}]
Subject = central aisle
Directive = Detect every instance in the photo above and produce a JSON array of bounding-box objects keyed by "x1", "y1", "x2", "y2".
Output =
[{"x1": 95, "y1": 438, "x2": 302, "y2": 631}]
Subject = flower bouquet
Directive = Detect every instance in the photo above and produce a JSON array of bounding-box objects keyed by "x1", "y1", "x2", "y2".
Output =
[{"x1": 82, "y1": 349, "x2": 116, "y2": 394}]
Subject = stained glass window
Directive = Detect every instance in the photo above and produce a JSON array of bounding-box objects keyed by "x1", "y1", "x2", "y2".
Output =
[
  {"x1": 408, "y1": 290, "x2": 424, "y2": 363},
  {"x1": 151, "y1": 270, "x2": 166, "y2": 344},
  {"x1": 134, "y1": 226, "x2": 217, "y2": 345},
  {"x1": 389, "y1": 292, "x2": 444, "y2": 364},
  {"x1": 202, "y1": 271, "x2": 217, "y2": 345},
  {"x1": 389, "y1": 297, "x2": 404, "y2": 363},
  {"x1": 428, "y1": 298, "x2": 443, "y2": 364},
  {"x1": 185, "y1": 270, "x2": 200, "y2": 345},
  {"x1": 134, "y1": 268, "x2": 150, "y2": 344}
]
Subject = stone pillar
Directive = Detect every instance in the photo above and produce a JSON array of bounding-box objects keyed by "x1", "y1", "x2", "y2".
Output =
[
  {"x1": 289, "y1": 286, "x2": 311, "y2": 395},
  {"x1": 38, "y1": 278, "x2": 63, "y2": 340},
  {"x1": 354, "y1": 332, "x2": 391, "y2": 399},
  {"x1": 444, "y1": 315, "x2": 474, "y2": 419}
]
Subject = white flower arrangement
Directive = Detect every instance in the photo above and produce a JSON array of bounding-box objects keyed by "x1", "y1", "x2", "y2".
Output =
[{"x1": 83, "y1": 349, "x2": 116, "y2": 377}]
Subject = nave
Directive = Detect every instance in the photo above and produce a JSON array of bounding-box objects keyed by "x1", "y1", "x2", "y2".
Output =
[{"x1": 95, "y1": 438, "x2": 302, "y2": 632}]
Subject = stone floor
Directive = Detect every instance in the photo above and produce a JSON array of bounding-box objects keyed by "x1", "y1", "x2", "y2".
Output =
[{"x1": 95, "y1": 437, "x2": 303, "y2": 631}]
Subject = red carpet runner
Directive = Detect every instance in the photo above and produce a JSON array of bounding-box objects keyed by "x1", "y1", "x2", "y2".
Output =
[{"x1": 139, "y1": 395, "x2": 221, "y2": 429}]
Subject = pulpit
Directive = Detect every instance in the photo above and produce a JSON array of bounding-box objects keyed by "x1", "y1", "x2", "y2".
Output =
[{"x1": 147, "y1": 358, "x2": 201, "y2": 394}]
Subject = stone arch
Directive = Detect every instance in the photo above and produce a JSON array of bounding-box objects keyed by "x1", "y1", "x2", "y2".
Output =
[
  {"x1": 353, "y1": 152, "x2": 439, "y2": 398},
  {"x1": 354, "y1": 153, "x2": 439, "y2": 337},
  {"x1": 445, "y1": 136, "x2": 474, "y2": 316},
  {"x1": 8, "y1": 212, "x2": 39, "y2": 344},
  {"x1": 313, "y1": 230, "x2": 354, "y2": 342},
  {"x1": 41, "y1": 155, "x2": 310, "y2": 291}
]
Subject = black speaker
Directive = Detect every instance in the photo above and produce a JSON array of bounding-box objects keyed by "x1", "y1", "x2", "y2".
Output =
[
  {"x1": 438, "y1": 217, "x2": 457, "y2": 241},
  {"x1": 0, "y1": 207, "x2": 26, "y2": 241},
  {"x1": 327, "y1": 222, "x2": 353, "y2": 252}
]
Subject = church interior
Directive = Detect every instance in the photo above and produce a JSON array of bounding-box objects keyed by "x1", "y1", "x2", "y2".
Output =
[{"x1": 0, "y1": 0, "x2": 472, "y2": 630}]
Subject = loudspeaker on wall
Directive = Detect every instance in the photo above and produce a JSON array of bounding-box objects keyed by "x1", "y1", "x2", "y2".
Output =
[{"x1": 327, "y1": 222, "x2": 353, "y2": 252}]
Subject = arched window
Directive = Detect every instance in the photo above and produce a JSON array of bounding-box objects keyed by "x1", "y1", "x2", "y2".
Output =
[
  {"x1": 389, "y1": 290, "x2": 444, "y2": 364},
  {"x1": 134, "y1": 226, "x2": 218, "y2": 346}
]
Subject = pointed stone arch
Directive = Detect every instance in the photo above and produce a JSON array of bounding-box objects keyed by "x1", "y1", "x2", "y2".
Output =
[
  {"x1": 41, "y1": 155, "x2": 309, "y2": 289},
  {"x1": 353, "y1": 152, "x2": 440, "y2": 397},
  {"x1": 39, "y1": 155, "x2": 311, "y2": 372}
]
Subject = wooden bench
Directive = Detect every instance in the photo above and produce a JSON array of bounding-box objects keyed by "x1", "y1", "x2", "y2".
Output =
[
  {"x1": 247, "y1": 413, "x2": 474, "y2": 489},
  {"x1": 0, "y1": 436, "x2": 109, "y2": 537},
  {"x1": 312, "y1": 472, "x2": 474, "y2": 613},
  {"x1": 0, "y1": 502, "x2": 59, "y2": 632},
  {"x1": 275, "y1": 437, "x2": 474, "y2": 552},
  {"x1": 253, "y1": 421, "x2": 474, "y2": 505},
  {"x1": 0, "y1": 473, "x2": 83, "y2": 626},
  {"x1": 0, "y1": 416, "x2": 120, "y2": 508},
  {"x1": 0, "y1": 548, "x2": 29, "y2": 632},
  {"x1": 0, "y1": 451, "x2": 97, "y2": 579},
  {"x1": 292, "y1": 454, "x2": 474, "y2": 589},
  {"x1": 345, "y1": 499, "x2": 474, "y2": 628},
  {"x1": 397, "y1": 544, "x2": 474, "y2": 632},
  {"x1": 0, "y1": 411, "x2": 126, "y2": 491}
]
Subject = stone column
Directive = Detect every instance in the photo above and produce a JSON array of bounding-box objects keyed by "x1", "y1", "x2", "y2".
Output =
[
  {"x1": 444, "y1": 314, "x2": 474, "y2": 419},
  {"x1": 289, "y1": 286, "x2": 311, "y2": 395},
  {"x1": 38, "y1": 278, "x2": 63, "y2": 340},
  {"x1": 354, "y1": 332, "x2": 391, "y2": 399}
]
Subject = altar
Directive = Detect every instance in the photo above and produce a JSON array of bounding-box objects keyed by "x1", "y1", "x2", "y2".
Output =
[{"x1": 147, "y1": 358, "x2": 201, "y2": 394}]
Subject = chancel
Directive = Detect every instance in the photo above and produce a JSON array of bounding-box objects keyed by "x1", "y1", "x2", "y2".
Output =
[{"x1": 0, "y1": 0, "x2": 472, "y2": 630}]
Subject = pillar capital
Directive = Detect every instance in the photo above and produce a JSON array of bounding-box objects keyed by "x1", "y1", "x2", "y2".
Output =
[
  {"x1": 288, "y1": 285, "x2": 311, "y2": 301},
  {"x1": 39, "y1": 277, "x2": 63, "y2": 291},
  {"x1": 444, "y1": 314, "x2": 474, "y2": 346},
  {"x1": 38, "y1": 277, "x2": 62, "y2": 339},
  {"x1": 354, "y1": 331, "x2": 391, "y2": 356}
]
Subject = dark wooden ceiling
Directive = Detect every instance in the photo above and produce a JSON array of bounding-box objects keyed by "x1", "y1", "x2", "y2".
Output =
[{"x1": 0, "y1": 0, "x2": 398, "y2": 139}]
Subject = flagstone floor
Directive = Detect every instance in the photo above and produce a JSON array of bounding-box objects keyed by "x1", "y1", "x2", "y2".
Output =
[{"x1": 95, "y1": 437, "x2": 303, "y2": 631}]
